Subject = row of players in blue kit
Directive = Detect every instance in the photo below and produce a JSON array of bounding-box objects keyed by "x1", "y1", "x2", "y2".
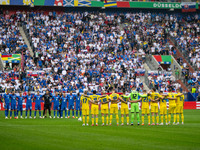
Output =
[{"x1": 2, "y1": 90, "x2": 82, "y2": 119}]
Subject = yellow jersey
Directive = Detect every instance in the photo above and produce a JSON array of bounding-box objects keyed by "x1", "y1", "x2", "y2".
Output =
[
  {"x1": 100, "y1": 95, "x2": 109, "y2": 103},
  {"x1": 150, "y1": 92, "x2": 160, "y2": 105},
  {"x1": 90, "y1": 94, "x2": 101, "y2": 105},
  {"x1": 109, "y1": 93, "x2": 120, "y2": 104},
  {"x1": 141, "y1": 95, "x2": 150, "y2": 108},
  {"x1": 167, "y1": 93, "x2": 176, "y2": 105},
  {"x1": 176, "y1": 93, "x2": 184, "y2": 106},
  {"x1": 160, "y1": 97, "x2": 167, "y2": 107},
  {"x1": 80, "y1": 96, "x2": 90, "y2": 109},
  {"x1": 121, "y1": 95, "x2": 129, "y2": 107}
]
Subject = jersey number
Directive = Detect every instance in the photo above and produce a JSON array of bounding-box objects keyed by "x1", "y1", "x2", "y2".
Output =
[{"x1": 132, "y1": 94, "x2": 137, "y2": 99}]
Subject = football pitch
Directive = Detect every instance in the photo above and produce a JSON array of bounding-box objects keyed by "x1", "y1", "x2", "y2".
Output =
[{"x1": 0, "y1": 110, "x2": 200, "y2": 150}]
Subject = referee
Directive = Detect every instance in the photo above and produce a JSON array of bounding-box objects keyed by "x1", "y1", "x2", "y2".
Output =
[{"x1": 43, "y1": 90, "x2": 52, "y2": 118}]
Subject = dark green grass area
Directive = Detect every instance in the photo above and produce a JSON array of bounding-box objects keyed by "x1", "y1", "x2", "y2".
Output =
[{"x1": 0, "y1": 110, "x2": 200, "y2": 150}]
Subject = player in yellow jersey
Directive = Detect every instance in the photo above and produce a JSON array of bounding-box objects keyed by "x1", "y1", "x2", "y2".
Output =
[
  {"x1": 138, "y1": 90, "x2": 151, "y2": 125},
  {"x1": 154, "y1": 91, "x2": 168, "y2": 125},
  {"x1": 166, "y1": 88, "x2": 177, "y2": 125},
  {"x1": 80, "y1": 90, "x2": 90, "y2": 126},
  {"x1": 109, "y1": 89, "x2": 123, "y2": 126},
  {"x1": 100, "y1": 91, "x2": 112, "y2": 126},
  {"x1": 120, "y1": 90, "x2": 130, "y2": 126},
  {"x1": 148, "y1": 88, "x2": 161, "y2": 125},
  {"x1": 175, "y1": 89, "x2": 184, "y2": 125}
]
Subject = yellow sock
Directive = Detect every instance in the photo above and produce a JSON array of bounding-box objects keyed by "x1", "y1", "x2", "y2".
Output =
[
  {"x1": 181, "y1": 113, "x2": 184, "y2": 123},
  {"x1": 106, "y1": 116, "x2": 109, "y2": 125},
  {"x1": 156, "y1": 116, "x2": 159, "y2": 124},
  {"x1": 87, "y1": 116, "x2": 89, "y2": 124},
  {"x1": 83, "y1": 116, "x2": 85, "y2": 124},
  {"x1": 102, "y1": 116, "x2": 104, "y2": 124},
  {"x1": 168, "y1": 114, "x2": 171, "y2": 123},
  {"x1": 152, "y1": 116, "x2": 155, "y2": 123},
  {"x1": 148, "y1": 116, "x2": 150, "y2": 124},
  {"x1": 116, "y1": 115, "x2": 119, "y2": 124},
  {"x1": 173, "y1": 114, "x2": 176, "y2": 123},
  {"x1": 127, "y1": 116, "x2": 129, "y2": 124},
  {"x1": 121, "y1": 116, "x2": 124, "y2": 124},
  {"x1": 176, "y1": 114, "x2": 179, "y2": 123},
  {"x1": 92, "y1": 118, "x2": 94, "y2": 125},
  {"x1": 161, "y1": 116, "x2": 163, "y2": 123},
  {"x1": 142, "y1": 116, "x2": 144, "y2": 124},
  {"x1": 110, "y1": 115, "x2": 112, "y2": 124},
  {"x1": 165, "y1": 115, "x2": 168, "y2": 124},
  {"x1": 96, "y1": 118, "x2": 98, "y2": 124}
]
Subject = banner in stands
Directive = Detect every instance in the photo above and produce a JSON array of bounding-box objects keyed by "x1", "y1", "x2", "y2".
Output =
[
  {"x1": 153, "y1": 55, "x2": 172, "y2": 65},
  {"x1": 0, "y1": 54, "x2": 21, "y2": 64}
]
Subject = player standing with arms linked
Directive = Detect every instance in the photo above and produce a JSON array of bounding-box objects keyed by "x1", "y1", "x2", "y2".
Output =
[
  {"x1": 34, "y1": 91, "x2": 42, "y2": 119},
  {"x1": 120, "y1": 90, "x2": 130, "y2": 126},
  {"x1": 61, "y1": 93, "x2": 67, "y2": 118},
  {"x1": 175, "y1": 89, "x2": 184, "y2": 125},
  {"x1": 81, "y1": 90, "x2": 90, "y2": 126},
  {"x1": 67, "y1": 91, "x2": 75, "y2": 118},
  {"x1": 75, "y1": 93, "x2": 82, "y2": 120},
  {"x1": 3, "y1": 90, "x2": 10, "y2": 119},
  {"x1": 10, "y1": 90, "x2": 17, "y2": 119},
  {"x1": 43, "y1": 90, "x2": 52, "y2": 118},
  {"x1": 17, "y1": 91, "x2": 24, "y2": 119},
  {"x1": 52, "y1": 92, "x2": 60, "y2": 118},
  {"x1": 25, "y1": 91, "x2": 33, "y2": 119}
]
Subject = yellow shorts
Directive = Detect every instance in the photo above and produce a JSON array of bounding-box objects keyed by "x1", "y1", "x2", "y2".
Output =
[
  {"x1": 91, "y1": 104, "x2": 99, "y2": 115},
  {"x1": 168, "y1": 104, "x2": 176, "y2": 114},
  {"x1": 151, "y1": 105, "x2": 158, "y2": 113},
  {"x1": 82, "y1": 108, "x2": 89, "y2": 116},
  {"x1": 160, "y1": 106, "x2": 167, "y2": 115},
  {"x1": 142, "y1": 107, "x2": 149, "y2": 115},
  {"x1": 176, "y1": 105, "x2": 183, "y2": 114},
  {"x1": 101, "y1": 104, "x2": 109, "y2": 114},
  {"x1": 121, "y1": 107, "x2": 129, "y2": 115},
  {"x1": 110, "y1": 104, "x2": 118, "y2": 114}
]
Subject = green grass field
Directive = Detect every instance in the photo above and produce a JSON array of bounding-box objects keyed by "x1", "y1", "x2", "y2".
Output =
[{"x1": 0, "y1": 110, "x2": 200, "y2": 150}]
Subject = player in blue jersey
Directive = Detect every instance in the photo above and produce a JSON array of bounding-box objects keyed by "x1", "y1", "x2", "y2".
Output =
[
  {"x1": 67, "y1": 91, "x2": 75, "y2": 118},
  {"x1": 10, "y1": 90, "x2": 17, "y2": 119},
  {"x1": 61, "y1": 93, "x2": 68, "y2": 118},
  {"x1": 75, "y1": 93, "x2": 82, "y2": 120},
  {"x1": 3, "y1": 90, "x2": 10, "y2": 119},
  {"x1": 52, "y1": 92, "x2": 60, "y2": 118},
  {"x1": 17, "y1": 91, "x2": 24, "y2": 119},
  {"x1": 34, "y1": 91, "x2": 43, "y2": 119},
  {"x1": 25, "y1": 91, "x2": 33, "y2": 119}
]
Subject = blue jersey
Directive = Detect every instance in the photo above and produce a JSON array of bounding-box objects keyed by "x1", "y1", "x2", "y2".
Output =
[
  {"x1": 10, "y1": 94, "x2": 17, "y2": 105},
  {"x1": 35, "y1": 95, "x2": 42, "y2": 105},
  {"x1": 61, "y1": 96, "x2": 67, "y2": 106},
  {"x1": 67, "y1": 94, "x2": 75, "y2": 106},
  {"x1": 17, "y1": 96, "x2": 24, "y2": 106},
  {"x1": 25, "y1": 95, "x2": 33, "y2": 104},
  {"x1": 3, "y1": 94, "x2": 10, "y2": 104},
  {"x1": 75, "y1": 95, "x2": 81, "y2": 106},
  {"x1": 53, "y1": 96, "x2": 60, "y2": 105}
]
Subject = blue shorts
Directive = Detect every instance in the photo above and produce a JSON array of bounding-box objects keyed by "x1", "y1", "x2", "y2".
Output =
[
  {"x1": 68, "y1": 105, "x2": 74, "y2": 110},
  {"x1": 76, "y1": 105, "x2": 80, "y2": 110},
  {"x1": 11, "y1": 103, "x2": 17, "y2": 110},
  {"x1": 26, "y1": 104, "x2": 32, "y2": 110},
  {"x1": 53, "y1": 104, "x2": 59, "y2": 110},
  {"x1": 61, "y1": 105, "x2": 67, "y2": 110},
  {"x1": 35, "y1": 104, "x2": 41, "y2": 110},
  {"x1": 18, "y1": 105, "x2": 23, "y2": 111},
  {"x1": 4, "y1": 103, "x2": 10, "y2": 110}
]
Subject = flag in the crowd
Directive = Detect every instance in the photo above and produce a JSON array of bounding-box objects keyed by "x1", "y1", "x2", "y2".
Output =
[
  {"x1": 54, "y1": 0, "x2": 63, "y2": 6},
  {"x1": 181, "y1": 2, "x2": 196, "y2": 12},
  {"x1": 101, "y1": 0, "x2": 107, "y2": 3},
  {"x1": 10, "y1": 0, "x2": 23, "y2": 5},
  {"x1": 74, "y1": 0, "x2": 91, "y2": 7},
  {"x1": 104, "y1": 1, "x2": 117, "y2": 7},
  {"x1": 34, "y1": 0, "x2": 45, "y2": 5},
  {"x1": 44, "y1": 0, "x2": 55, "y2": 6},
  {"x1": 63, "y1": 0, "x2": 74, "y2": 6},
  {"x1": 23, "y1": 0, "x2": 34, "y2": 5},
  {"x1": 0, "y1": 0, "x2": 9, "y2": 5}
]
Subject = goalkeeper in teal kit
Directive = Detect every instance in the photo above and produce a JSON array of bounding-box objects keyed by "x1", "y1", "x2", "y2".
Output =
[{"x1": 123, "y1": 87, "x2": 143, "y2": 125}]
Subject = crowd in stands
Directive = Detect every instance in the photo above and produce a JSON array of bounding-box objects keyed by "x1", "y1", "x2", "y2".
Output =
[{"x1": 0, "y1": 10, "x2": 199, "y2": 95}]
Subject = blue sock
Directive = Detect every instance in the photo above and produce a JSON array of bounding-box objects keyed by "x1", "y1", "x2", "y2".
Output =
[
  {"x1": 65, "y1": 110, "x2": 67, "y2": 117},
  {"x1": 26, "y1": 110, "x2": 28, "y2": 117},
  {"x1": 57, "y1": 111, "x2": 59, "y2": 117},
  {"x1": 61, "y1": 110, "x2": 63, "y2": 117},
  {"x1": 14, "y1": 111, "x2": 16, "y2": 117},
  {"x1": 34, "y1": 111, "x2": 36, "y2": 117},
  {"x1": 30, "y1": 110, "x2": 32, "y2": 117},
  {"x1": 80, "y1": 110, "x2": 82, "y2": 116},
  {"x1": 72, "y1": 110, "x2": 74, "y2": 116},
  {"x1": 10, "y1": 111, "x2": 12, "y2": 117},
  {"x1": 68, "y1": 110, "x2": 70, "y2": 116},
  {"x1": 39, "y1": 111, "x2": 41, "y2": 117},
  {"x1": 76, "y1": 110, "x2": 78, "y2": 117},
  {"x1": 21, "y1": 111, "x2": 23, "y2": 117},
  {"x1": 5, "y1": 110, "x2": 7, "y2": 117},
  {"x1": 17, "y1": 110, "x2": 19, "y2": 116},
  {"x1": 54, "y1": 110, "x2": 55, "y2": 117}
]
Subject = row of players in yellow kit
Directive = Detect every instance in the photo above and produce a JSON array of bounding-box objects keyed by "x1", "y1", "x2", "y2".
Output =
[{"x1": 80, "y1": 88, "x2": 184, "y2": 126}]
